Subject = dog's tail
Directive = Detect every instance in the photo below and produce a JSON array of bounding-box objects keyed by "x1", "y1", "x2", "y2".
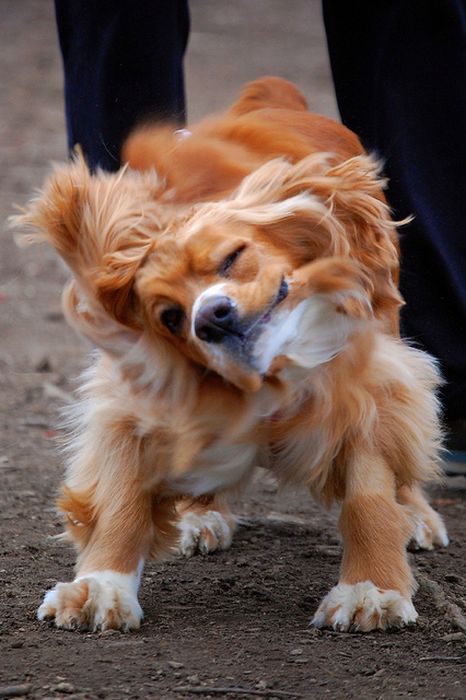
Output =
[{"x1": 228, "y1": 76, "x2": 309, "y2": 116}]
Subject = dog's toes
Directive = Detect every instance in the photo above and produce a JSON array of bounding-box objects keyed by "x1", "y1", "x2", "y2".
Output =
[
  {"x1": 176, "y1": 510, "x2": 236, "y2": 557},
  {"x1": 311, "y1": 581, "x2": 417, "y2": 633},
  {"x1": 37, "y1": 574, "x2": 142, "y2": 632},
  {"x1": 38, "y1": 580, "x2": 90, "y2": 629},
  {"x1": 410, "y1": 513, "x2": 449, "y2": 551}
]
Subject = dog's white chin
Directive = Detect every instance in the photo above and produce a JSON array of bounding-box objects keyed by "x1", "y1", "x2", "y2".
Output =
[
  {"x1": 197, "y1": 294, "x2": 356, "y2": 391},
  {"x1": 253, "y1": 295, "x2": 355, "y2": 375}
]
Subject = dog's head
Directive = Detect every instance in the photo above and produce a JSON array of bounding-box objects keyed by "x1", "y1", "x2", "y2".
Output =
[{"x1": 14, "y1": 152, "x2": 401, "y2": 393}]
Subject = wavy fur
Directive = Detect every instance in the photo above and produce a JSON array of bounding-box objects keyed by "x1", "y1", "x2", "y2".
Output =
[{"x1": 14, "y1": 77, "x2": 446, "y2": 633}]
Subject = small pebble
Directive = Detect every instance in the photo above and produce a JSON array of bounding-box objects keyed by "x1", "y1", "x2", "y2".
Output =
[
  {"x1": 186, "y1": 675, "x2": 200, "y2": 685},
  {"x1": 290, "y1": 648, "x2": 303, "y2": 655},
  {"x1": 167, "y1": 661, "x2": 184, "y2": 669},
  {"x1": 442, "y1": 632, "x2": 465, "y2": 642},
  {"x1": 53, "y1": 682, "x2": 75, "y2": 694},
  {"x1": 235, "y1": 557, "x2": 249, "y2": 567}
]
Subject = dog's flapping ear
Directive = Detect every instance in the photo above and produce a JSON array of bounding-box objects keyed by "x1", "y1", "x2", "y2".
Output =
[
  {"x1": 12, "y1": 152, "x2": 163, "y2": 354},
  {"x1": 290, "y1": 257, "x2": 375, "y2": 321},
  {"x1": 227, "y1": 153, "x2": 403, "y2": 333}
]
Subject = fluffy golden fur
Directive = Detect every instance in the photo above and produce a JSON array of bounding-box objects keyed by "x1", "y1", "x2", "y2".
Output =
[{"x1": 15, "y1": 77, "x2": 447, "y2": 633}]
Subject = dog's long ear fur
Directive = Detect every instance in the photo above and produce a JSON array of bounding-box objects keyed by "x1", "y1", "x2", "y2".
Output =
[
  {"x1": 13, "y1": 153, "x2": 164, "y2": 354},
  {"x1": 224, "y1": 153, "x2": 403, "y2": 332}
]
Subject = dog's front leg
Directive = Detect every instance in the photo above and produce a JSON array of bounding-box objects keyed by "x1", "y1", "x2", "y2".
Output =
[
  {"x1": 37, "y1": 430, "x2": 177, "y2": 632},
  {"x1": 38, "y1": 486, "x2": 155, "y2": 632},
  {"x1": 312, "y1": 451, "x2": 418, "y2": 632}
]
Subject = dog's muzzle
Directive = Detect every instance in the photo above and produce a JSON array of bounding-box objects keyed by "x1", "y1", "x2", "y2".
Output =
[
  {"x1": 194, "y1": 279, "x2": 289, "y2": 347},
  {"x1": 194, "y1": 296, "x2": 242, "y2": 343}
]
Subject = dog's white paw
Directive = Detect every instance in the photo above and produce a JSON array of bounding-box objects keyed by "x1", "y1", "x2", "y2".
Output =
[
  {"x1": 176, "y1": 510, "x2": 236, "y2": 557},
  {"x1": 38, "y1": 570, "x2": 142, "y2": 632},
  {"x1": 311, "y1": 581, "x2": 418, "y2": 632},
  {"x1": 410, "y1": 513, "x2": 449, "y2": 551}
]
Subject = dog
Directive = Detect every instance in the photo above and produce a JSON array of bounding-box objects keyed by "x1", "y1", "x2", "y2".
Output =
[{"x1": 15, "y1": 77, "x2": 448, "y2": 633}]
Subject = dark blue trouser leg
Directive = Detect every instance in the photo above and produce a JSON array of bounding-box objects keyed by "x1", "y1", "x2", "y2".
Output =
[
  {"x1": 323, "y1": 0, "x2": 466, "y2": 421},
  {"x1": 54, "y1": 0, "x2": 190, "y2": 172}
]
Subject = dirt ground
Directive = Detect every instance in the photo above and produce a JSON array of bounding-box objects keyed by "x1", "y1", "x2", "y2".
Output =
[{"x1": 1, "y1": 2, "x2": 466, "y2": 699}]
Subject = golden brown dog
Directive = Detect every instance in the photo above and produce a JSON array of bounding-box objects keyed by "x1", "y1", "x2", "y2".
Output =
[{"x1": 16, "y1": 77, "x2": 448, "y2": 633}]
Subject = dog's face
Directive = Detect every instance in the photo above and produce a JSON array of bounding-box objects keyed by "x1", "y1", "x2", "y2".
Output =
[
  {"x1": 15, "y1": 152, "x2": 401, "y2": 393},
  {"x1": 135, "y1": 216, "x2": 293, "y2": 391}
]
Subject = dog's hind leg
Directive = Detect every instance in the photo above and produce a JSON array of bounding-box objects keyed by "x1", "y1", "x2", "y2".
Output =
[
  {"x1": 397, "y1": 483, "x2": 449, "y2": 550},
  {"x1": 175, "y1": 495, "x2": 236, "y2": 557}
]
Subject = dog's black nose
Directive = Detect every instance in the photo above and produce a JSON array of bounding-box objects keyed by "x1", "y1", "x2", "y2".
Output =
[{"x1": 194, "y1": 296, "x2": 240, "y2": 343}]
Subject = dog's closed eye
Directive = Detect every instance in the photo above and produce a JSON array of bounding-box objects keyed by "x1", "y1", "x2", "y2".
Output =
[
  {"x1": 161, "y1": 307, "x2": 185, "y2": 335},
  {"x1": 219, "y1": 244, "x2": 247, "y2": 277}
]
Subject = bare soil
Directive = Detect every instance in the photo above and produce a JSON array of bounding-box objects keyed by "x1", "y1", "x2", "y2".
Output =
[{"x1": 1, "y1": 3, "x2": 465, "y2": 699}]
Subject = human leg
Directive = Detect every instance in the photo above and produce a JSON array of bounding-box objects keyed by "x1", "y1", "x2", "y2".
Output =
[
  {"x1": 322, "y1": 0, "x2": 466, "y2": 425},
  {"x1": 54, "y1": 0, "x2": 190, "y2": 170}
]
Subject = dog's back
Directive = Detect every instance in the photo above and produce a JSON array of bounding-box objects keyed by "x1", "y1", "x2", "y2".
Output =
[{"x1": 123, "y1": 77, "x2": 364, "y2": 203}]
